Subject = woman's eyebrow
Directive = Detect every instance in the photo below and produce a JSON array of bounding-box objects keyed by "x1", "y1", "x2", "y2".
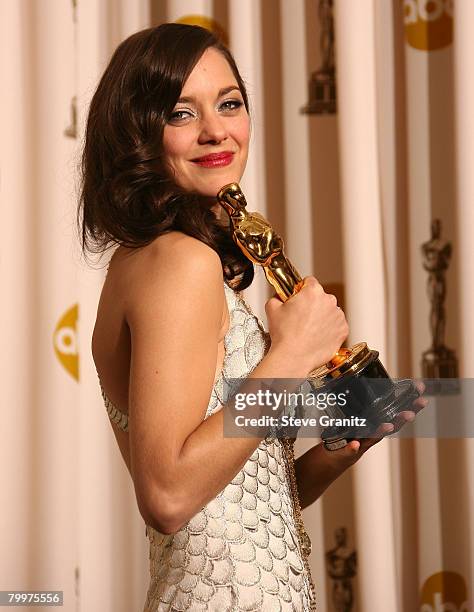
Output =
[{"x1": 176, "y1": 86, "x2": 241, "y2": 104}]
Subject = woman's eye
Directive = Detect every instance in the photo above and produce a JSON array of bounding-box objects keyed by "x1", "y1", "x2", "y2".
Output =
[
  {"x1": 168, "y1": 109, "x2": 195, "y2": 124},
  {"x1": 167, "y1": 100, "x2": 243, "y2": 124},
  {"x1": 219, "y1": 99, "x2": 243, "y2": 112}
]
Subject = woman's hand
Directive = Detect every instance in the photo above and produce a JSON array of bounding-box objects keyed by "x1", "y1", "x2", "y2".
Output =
[
  {"x1": 295, "y1": 382, "x2": 428, "y2": 509},
  {"x1": 322, "y1": 381, "x2": 428, "y2": 469},
  {"x1": 265, "y1": 276, "x2": 349, "y2": 374}
]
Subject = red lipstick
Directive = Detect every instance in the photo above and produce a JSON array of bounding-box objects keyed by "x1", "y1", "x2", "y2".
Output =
[{"x1": 191, "y1": 151, "x2": 234, "y2": 168}]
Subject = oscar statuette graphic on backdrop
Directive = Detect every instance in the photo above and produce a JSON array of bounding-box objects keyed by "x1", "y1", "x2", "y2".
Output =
[
  {"x1": 301, "y1": 0, "x2": 337, "y2": 115},
  {"x1": 421, "y1": 219, "x2": 459, "y2": 393},
  {"x1": 325, "y1": 527, "x2": 357, "y2": 612}
]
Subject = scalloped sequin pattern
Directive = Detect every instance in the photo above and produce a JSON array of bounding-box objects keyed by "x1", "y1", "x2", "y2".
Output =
[{"x1": 98, "y1": 282, "x2": 315, "y2": 611}]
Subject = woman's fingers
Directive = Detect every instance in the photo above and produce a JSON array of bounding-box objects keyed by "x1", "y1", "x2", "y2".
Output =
[
  {"x1": 328, "y1": 439, "x2": 362, "y2": 459},
  {"x1": 326, "y1": 389, "x2": 428, "y2": 457},
  {"x1": 412, "y1": 380, "x2": 428, "y2": 413},
  {"x1": 391, "y1": 410, "x2": 416, "y2": 433},
  {"x1": 374, "y1": 422, "x2": 395, "y2": 437},
  {"x1": 415, "y1": 380, "x2": 426, "y2": 395},
  {"x1": 356, "y1": 422, "x2": 394, "y2": 453},
  {"x1": 412, "y1": 395, "x2": 428, "y2": 413}
]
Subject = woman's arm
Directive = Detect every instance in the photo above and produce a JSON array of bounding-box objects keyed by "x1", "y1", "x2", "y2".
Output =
[
  {"x1": 124, "y1": 232, "x2": 316, "y2": 535},
  {"x1": 295, "y1": 443, "x2": 350, "y2": 510}
]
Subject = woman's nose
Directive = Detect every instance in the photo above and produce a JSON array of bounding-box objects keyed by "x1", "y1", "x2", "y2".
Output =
[{"x1": 198, "y1": 112, "x2": 228, "y2": 144}]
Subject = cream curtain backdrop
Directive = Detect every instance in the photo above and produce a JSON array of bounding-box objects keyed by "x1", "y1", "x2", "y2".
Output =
[
  {"x1": 2, "y1": 1, "x2": 472, "y2": 611},
  {"x1": 0, "y1": 0, "x2": 81, "y2": 607},
  {"x1": 334, "y1": 3, "x2": 399, "y2": 611}
]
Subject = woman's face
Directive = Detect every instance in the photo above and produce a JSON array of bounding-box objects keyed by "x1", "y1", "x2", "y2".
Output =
[{"x1": 162, "y1": 47, "x2": 250, "y2": 198}]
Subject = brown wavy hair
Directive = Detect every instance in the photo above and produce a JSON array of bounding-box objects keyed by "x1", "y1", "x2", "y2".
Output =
[{"x1": 77, "y1": 23, "x2": 254, "y2": 289}]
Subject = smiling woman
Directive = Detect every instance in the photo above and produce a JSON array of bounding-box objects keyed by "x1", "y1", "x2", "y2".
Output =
[
  {"x1": 78, "y1": 22, "x2": 356, "y2": 612},
  {"x1": 163, "y1": 58, "x2": 250, "y2": 195}
]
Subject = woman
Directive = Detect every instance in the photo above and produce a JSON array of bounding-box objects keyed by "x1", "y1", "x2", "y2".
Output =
[{"x1": 79, "y1": 23, "x2": 425, "y2": 611}]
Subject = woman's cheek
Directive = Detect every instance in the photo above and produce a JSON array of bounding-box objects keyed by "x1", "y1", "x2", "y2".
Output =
[
  {"x1": 237, "y1": 115, "x2": 250, "y2": 140},
  {"x1": 163, "y1": 125, "x2": 193, "y2": 156}
]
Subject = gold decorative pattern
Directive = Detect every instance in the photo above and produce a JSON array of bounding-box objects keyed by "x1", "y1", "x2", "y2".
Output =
[{"x1": 281, "y1": 437, "x2": 317, "y2": 610}]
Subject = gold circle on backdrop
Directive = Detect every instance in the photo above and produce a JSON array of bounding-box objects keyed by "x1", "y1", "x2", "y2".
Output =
[
  {"x1": 175, "y1": 15, "x2": 229, "y2": 47},
  {"x1": 53, "y1": 303, "x2": 79, "y2": 381},
  {"x1": 420, "y1": 571, "x2": 468, "y2": 611},
  {"x1": 403, "y1": 0, "x2": 453, "y2": 50}
]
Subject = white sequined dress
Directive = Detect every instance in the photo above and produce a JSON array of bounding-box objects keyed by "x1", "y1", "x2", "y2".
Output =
[{"x1": 99, "y1": 282, "x2": 316, "y2": 611}]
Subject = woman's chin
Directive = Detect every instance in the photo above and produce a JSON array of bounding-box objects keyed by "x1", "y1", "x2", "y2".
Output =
[{"x1": 193, "y1": 172, "x2": 243, "y2": 198}]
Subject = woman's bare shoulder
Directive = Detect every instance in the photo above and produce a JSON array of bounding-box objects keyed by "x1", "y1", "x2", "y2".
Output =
[
  {"x1": 109, "y1": 231, "x2": 222, "y2": 275},
  {"x1": 109, "y1": 232, "x2": 224, "y2": 320},
  {"x1": 110, "y1": 232, "x2": 222, "y2": 283}
]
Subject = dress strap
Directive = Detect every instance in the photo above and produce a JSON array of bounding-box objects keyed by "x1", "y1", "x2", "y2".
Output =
[{"x1": 98, "y1": 375, "x2": 129, "y2": 432}]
